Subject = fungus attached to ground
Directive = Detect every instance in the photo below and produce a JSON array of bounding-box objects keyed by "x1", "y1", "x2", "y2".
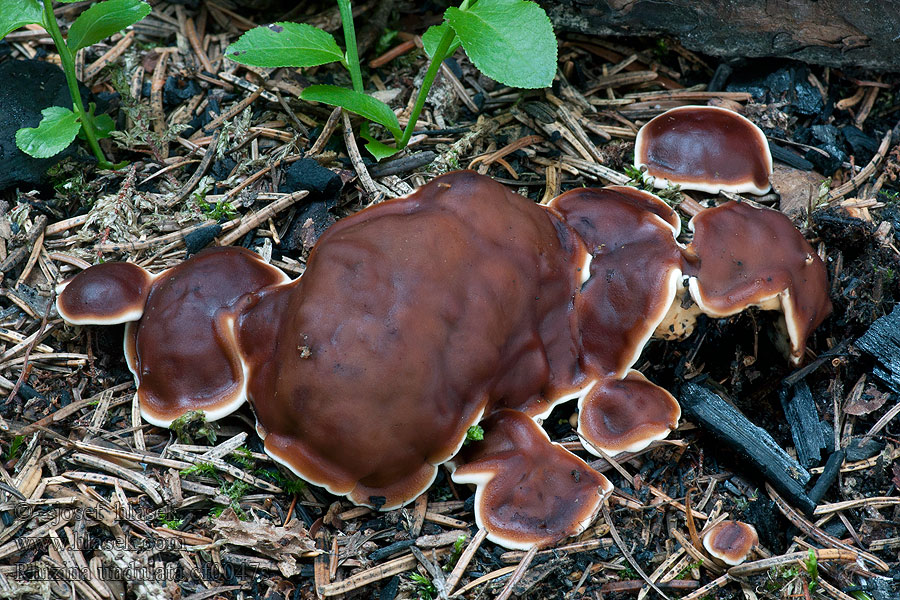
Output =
[
  {"x1": 702, "y1": 520, "x2": 759, "y2": 565},
  {"x1": 684, "y1": 200, "x2": 832, "y2": 364},
  {"x1": 55, "y1": 170, "x2": 831, "y2": 551},
  {"x1": 634, "y1": 105, "x2": 774, "y2": 195}
]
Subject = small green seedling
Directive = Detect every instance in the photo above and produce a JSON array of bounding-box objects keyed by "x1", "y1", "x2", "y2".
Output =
[
  {"x1": 226, "y1": 0, "x2": 557, "y2": 160},
  {"x1": 464, "y1": 424, "x2": 484, "y2": 444},
  {"x1": 1, "y1": 0, "x2": 151, "y2": 168}
]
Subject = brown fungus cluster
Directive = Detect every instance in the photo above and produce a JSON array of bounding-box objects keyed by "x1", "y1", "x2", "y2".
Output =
[{"x1": 57, "y1": 107, "x2": 831, "y2": 550}]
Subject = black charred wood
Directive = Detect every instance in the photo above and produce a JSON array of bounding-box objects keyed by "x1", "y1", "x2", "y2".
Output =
[
  {"x1": 769, "y1": 143, "x2": 815, "y2": 171},
  {"x1": 779, "y1": 381, "x2": 827, "y2": 468},
  {"x1": 855, "y1": 304, "x2": 900, "y2": 392},
  {"x1": 679, "y1": 381, "x2": 816, "y2": 516},
  {"x1": 808, "y1": 449, "x2": 845, "y2": 505}
]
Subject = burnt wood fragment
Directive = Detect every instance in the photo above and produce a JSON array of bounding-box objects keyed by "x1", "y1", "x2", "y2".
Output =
[
  {"x1": 855, "y1": 304, "x2": 900, "y2": 392},
  {"x1": 779, "y1": 381, "x2": 827, "y2": 468},
  {"x1": 808, "y1": 450, "x2": 845, "y2": 504},
  {"x1": 679, "y1": 381, "x2": 816, "y2": 516}
]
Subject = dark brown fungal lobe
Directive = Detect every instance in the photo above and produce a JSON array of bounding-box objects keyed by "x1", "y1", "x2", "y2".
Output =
[
  {"x1": 685, "y1": 200, "x2": 832, "y2": 364},
  {"x1": 56, "y1": 262, "x2": 154, "y2": 325},
  {"x1": 702, "y1": 520, "x2": 759, "y2": 565},
  {"x1": 634, "y1": 105, "x2": 773, "y2": 195},
  {"x1": 549, "y1": 185, "x2": 684, "y2": 378},
  {"x1": 234, "y1": 171, "x2": 592, "y2": 510},
  {"x1": 128, "y1": 247, "x2": 288, "y2": 426},
  {"x1": 452, "y1": 410, "x2": 613, "y2": 550},
  {"x1": 578, "y1": 370, "x2": 681, "y2": 455}
]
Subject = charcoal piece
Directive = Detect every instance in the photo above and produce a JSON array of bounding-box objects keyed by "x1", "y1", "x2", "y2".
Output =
[
  {"x1": 844, "y1": 436, "x2": 885, "y2": 461},
  {"x1": 679, "y1": 382, "x2": 816, "y2": 516},
  {"x1": 778, "y1": 381, "x2": 827, "y2": 467},
  {"x1": 370, "y1": 151, "x2": 437, "y2": 178},
  {"x1": 211, "y1": 157, "x2": 237, "y2": 181},
  {"x1": 279, "y1": 158, "x2": 343, "y2": 202},
  {"x1": 855, "y1": 304, "x2": 900, "y2": 392},
  {"x1": 808, "y1": 449, "x2": 844, "y2": 504},
  {"x1": 281, "y1": 201, "x2": 335, "y2": 254},
  {"x1": 0, "y1": 60, "x2": 87, "y2": 190},
  {"x1": 707, "y1": 63, "x2": 733, "y2": 92},
  {"x1": 841, "y1": 125, "x2": 880, "y2": 159},
  {"x1": 163, "y1": 75, "x2": 201, "y2": 107},
  {"x1": 769, "y1": 143, "x2": 815, "y2": 171},
  {"x1": 184, "y1": 225, "x2": 222, "y2": 256},
  {"x1": 728, "y1": 66, "x2": 823, "y2": 116},
  {"x1": 804, "y1": 148, "x2": 843, "y2": 176}
]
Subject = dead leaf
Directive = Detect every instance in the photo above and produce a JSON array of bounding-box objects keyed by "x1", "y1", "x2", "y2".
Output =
[
  {"x1": 771, "y1": 163, "x2": 826, "y2": 218},
  {"x1": 211, "y1": 508, "x2": 315, "y2": 577},
  {"x1": 844, "y1": 385, "x2": 890, "y2": 415}
]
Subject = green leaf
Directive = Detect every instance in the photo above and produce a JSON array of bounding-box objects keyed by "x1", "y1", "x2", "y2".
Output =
[
  {"x1": 301, "y1": 85, "x2": 402, "y2": 140},
  {"x1": 226, "y1": 22, "x2": 343, "y2": 68},
  {"x1": 445, "y1": 0, "x2": 557, "y2": 89},
  {"x1": 360, "y1": 123, "x2": 400, "y2": 161},
  {"x1": 0, "y1": 0, "x2": 42, "y2": 40},
  {"x1": 422, "y1": 23, "x2": 453, "y2": 59},
  {"x1": 15, "y1": 106, "x2": 81, "y2": 159},
  {"x1": 79, "y1": 104, "x2": 115, "y2": 140},
  {"x1": 67, "y1": 0, "x2": 151, "y2": 52}
]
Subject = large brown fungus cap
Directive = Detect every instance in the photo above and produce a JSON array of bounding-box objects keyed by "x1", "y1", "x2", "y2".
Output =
[
  {"x1": 635, "y1": 106, "x2": 773, "y2": 195},
  {"x1": 549, "y1": 186, "x2": 683, "y2": 377},
  {"x1": 130, "y1": 247, "x2": 288, "y2": 425},
  {"x1": 235, "y1": 171, "x2": 591, "y2": 509},
  {"x1": 685, "y1": 201, "x2": 832, "y2": 364}
]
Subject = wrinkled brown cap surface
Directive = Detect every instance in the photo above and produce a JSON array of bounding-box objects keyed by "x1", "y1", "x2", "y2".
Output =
[
  {"x1": 635, "y1": 106, "x2": 773, "y2": 195},
  {"x1": 130, "y1": 247, "x2": 287, "y2": 426},
  {"x1": 578, "y1": 370, "x2": 681, "y2": 455},
  {"x1": 452, "y1": 409, "x2": 612, "y2": 550},
  {"x1": 236, "y1": 171, "x2": 589, "y2": 508},
  {"x1": 685, "y1": 200, "x2": 832, "y2": 363},
  {"x1": 549, "y1": 186, "x2": 683, "y2": 377},
  {"x1": 57, "y1": 262, "x2": 153, "y2": 325},
  {"x1": 703, "y1": 520, "x2": 759, "y2": 565}
]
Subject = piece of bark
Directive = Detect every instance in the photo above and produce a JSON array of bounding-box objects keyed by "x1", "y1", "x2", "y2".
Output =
[
  {"x1": 545, "y1": 1, "x2": 900, "y2": 72},
  {"x1": 779, "y1": 381, "x2": 827, "y2": 468},
  {"x1": 679, "y1": 381, "x2": 816, "y2": 516},
  {"x1": 855, "y1": 304, "x2": 900, "y2": 392}
]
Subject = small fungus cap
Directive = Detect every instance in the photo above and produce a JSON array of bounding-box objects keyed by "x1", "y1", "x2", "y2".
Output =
[
  {"x1": 56, "y1": 262, "x2": 154, "y2": 325},
  {"x1": 702, "y1": 520, "x2": 758, "y2": 565},
  {"x1": 634, "y1": 105, "x2": 773, "y2": 195}
]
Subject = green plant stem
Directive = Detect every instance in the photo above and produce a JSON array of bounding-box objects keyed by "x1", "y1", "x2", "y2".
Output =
[
  {"x1": 40, "y1": 0, "x2": 110, "y2": 168},
  {"x1": 397, "y1": 27, "x2": 456, "y2": 148},
  {"x1": 337, "y1": 0, "x2": 363, "y2": 93}
]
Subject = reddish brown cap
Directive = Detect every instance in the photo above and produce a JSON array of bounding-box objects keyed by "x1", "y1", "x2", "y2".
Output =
[
  {"x1": 548, "y1": 185, "x2": 684, "y2": 378},
  {"x1": 685, "y1": 200, "x2": 832, "y2": 364},
  {"x1": 452, "y1": 409, "x2": 613, "y2": 550},
  {"x1": 702, "y1": 520, "x2": 758, "y2": 565},
  {"x1": 236, "y1": 171, "x2": 590, "y2": 509},
  {"x1": 127, "y1": 247, "x2": 288, "y2": 426},
  {"x1": 56, "y1": 262, "x2": 154, "y2": 325},
  {"x1": 577, "y1": 370, "x2": 681, "y2": 455},
  {"x1": 634, "y1": 106, "x2": 773, "y2": 195}
]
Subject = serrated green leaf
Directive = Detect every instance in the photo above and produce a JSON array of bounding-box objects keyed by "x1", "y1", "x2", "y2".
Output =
[
  {"x1": 226, "y1": 22, "x2": 343, "y2": 68},
  {"x1": 445, "y1": 0, "x2": 557, "y2": 89},
  {"x1": 360, "y1": 122, "x2": 400, "y2": 161},
  {"x1": 301, "y1": 85, "x2": 402, "y2": 140},
  {"x1": 67, "y1": 0, "x2": 151, "y2": 52},
  {"x1": 15, "y1": 106, "x2": 81, "y2": 159},
  {"x1": 0, "y1": 0, "x2": 42, "y2": 40}
]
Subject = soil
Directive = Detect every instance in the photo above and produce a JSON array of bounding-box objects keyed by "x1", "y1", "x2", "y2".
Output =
[{"x1": 0, "y1": 2, "x2": 899, "y2": 600}]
